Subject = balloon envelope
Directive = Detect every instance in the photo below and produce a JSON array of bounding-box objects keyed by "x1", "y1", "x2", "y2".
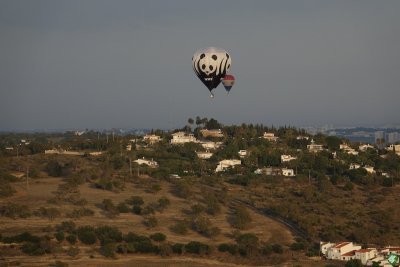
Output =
[
  {"x1": 222, "y1": 74, "x2": 235, "y2": 92},
  {"x1": 192, "y1": 47, "x2": 232, "y2": 93}
]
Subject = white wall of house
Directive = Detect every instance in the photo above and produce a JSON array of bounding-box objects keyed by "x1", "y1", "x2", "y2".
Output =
[
  {"x1": 216, "y1": 159, "x2": 241, "y2": 172},
  {"x1": 170, "y1": 132, "x2": 197, "y2": 144}
]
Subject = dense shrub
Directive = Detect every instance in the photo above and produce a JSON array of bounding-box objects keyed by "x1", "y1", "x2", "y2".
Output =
[
  {"x1": 185, "y1": 241, "x2": 210, "y2": 255},
  {"x1": 218, "y1": 243, "x2": 238, "y2": 255},
  {"x1": 55, "y1": 231, "x2": 65, "y2": 242},
  {"x1": 0, "y1": 203, "x2": 31, "y2": 218},
  {"x1": 132, "y1": 205, "x2": 142, "y2": 215},
  {"x1": 150, "y1": 232, "x2": 166, "y2": 242},
  {"x1": 100, "y1": 242, "x2": 117, "y2": 258},
  {"x1": 76, "y1": 226, "x2": 97, "y2": 245},
  {"x1": 95, "y1": 226, "x2": 123, "y2": 245},
  {"x1": 117, "y1": 202, "x2": 130, "y2": 213},
  {"x1": 290, "y1": 242, "x2": 305, "y2": 251},
  {"x1": 2, "y1": 232, "x2": 40, "y2": 243},
  {"x1": 124, "y1": 232, "x2": 150, "y2": 243},
  {"x1": 172, "y1": 243, "x2": 184, "y2": 254}
]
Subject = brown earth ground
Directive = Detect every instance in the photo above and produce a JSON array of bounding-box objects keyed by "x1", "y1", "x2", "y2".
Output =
[{"x1": 0, "y1": 176, "x2": 327, "y2": 266}]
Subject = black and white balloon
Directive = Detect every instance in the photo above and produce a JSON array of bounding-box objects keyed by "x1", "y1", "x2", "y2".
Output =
[{"x1": 192, "y1": 47, "x2": 231, "y2": 95}]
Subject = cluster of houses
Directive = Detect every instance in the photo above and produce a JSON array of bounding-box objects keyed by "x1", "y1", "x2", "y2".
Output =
[
  {"x1": 321, "y1": 241, "x2": 400, "y2": 266},
  {"x1": 128, "y1": 131, "x2": 400, "y2": 177}
]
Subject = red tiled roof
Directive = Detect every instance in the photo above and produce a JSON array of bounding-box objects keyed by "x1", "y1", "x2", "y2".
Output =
[{"x1": 334, "y1": 242, "x2": 350, "y2": 248}]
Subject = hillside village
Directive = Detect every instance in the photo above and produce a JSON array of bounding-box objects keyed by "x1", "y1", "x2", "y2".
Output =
[{"x1": 1, "y1": 118, "x2": 400, "y2": 266}]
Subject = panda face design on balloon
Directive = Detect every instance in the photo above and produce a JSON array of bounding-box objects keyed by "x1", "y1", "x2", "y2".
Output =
[
  {"x1": 192, "y1": 48, "x2": 231, "y2": 92},
  {"x1": 199, "y1": 53, "x2": 218, "y2": 76}
]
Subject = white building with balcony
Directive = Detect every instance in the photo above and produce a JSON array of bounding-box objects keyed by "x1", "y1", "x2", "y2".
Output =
[
  {"x1": 143, "y1": 134, "x2": 161, "y2": 144},
  {"x1": 170, "y1": 132, "x2": 197, "y2": 145},
  {"x1": 307, "y1": 139, "x2": 324, "y2": 153},
  {"x1": 262, "y1": 132, "x2": 278, "y2": 142}
]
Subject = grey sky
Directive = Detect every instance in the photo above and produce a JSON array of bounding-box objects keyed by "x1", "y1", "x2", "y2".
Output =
[{"x1": 1, "y1": 0, "x2": 399, "y2": 131}]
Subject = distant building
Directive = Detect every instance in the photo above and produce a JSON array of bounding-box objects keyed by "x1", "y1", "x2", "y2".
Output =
[
  {"x1": 196, "y1": 151, "x2": 213, "y2": 159},
  {"x1": 200, "y1": 129, "x2": 224, "y2": 138},
  {"x1": 386, "y1": 144, "x2": 400, "y2": 156},
  {"x1": 282, "y1": 168, "x2": 295, "y2": 177},
  {"x1": 325, "y1": 242, "x2": 362, "y2": 261},
  {"x1": 262, "y1": 132, "x2": 278, "y2": 142},
  {"x1": 254, "y1": 167, "x2": 295, "y2": 177},
  {"x1": 307, "y1": 139, "x2": 324, "y2": 153},
  {"x1": 126, "y1": 144, "x2": 132, "y2": 151},
  {"x1": 281, "y1": 154, "x2": 297, "y2": 163},
  {"x1": 387, "y1": 132, "x2": 400, "y2": 144},
  {"x1": 134, "y1": 157, "x2": 158, "y2": 168},
  {"x1": 363, "y1": 165, "x2": 376, "y2": 174},
  {"x1": 170, "y1": 132, "x2": 197, "y2": 145},
  {"x1": 143, "y1": 134, "x2": 161, "y2": 144},
  {"x1": 340, "y1": 143, "x2": 359, "y2": 155},
  {"x1": 199, "y1": 141, "x2": 222, "y2": 150},
  {"x1": 215, "y1": 159, "x2": 241, "y2": 172},
  {"x1": 358, "y1": 144, "x2": 375, "y2": 152},
  {"x1": 296, "y1": 135, "x2": 310, "y2": 140},
  {"x1": 238, "y1": 150, "x2": 248, "y2": 158},
  {"x1": 349, "y1": 163, "x2": 361, "y2": 170}
]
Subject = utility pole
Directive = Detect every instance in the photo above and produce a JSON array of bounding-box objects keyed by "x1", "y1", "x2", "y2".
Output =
[{"x1": 308, "y1": 169, "x2": 311, "y2": 185}]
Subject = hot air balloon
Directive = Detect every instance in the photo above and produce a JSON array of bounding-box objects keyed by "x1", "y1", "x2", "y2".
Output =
[
  {"x1": 222, "y1": 74, "x2": 235, "y2": 93},
  {"x1": 192, "y1": 47, "x2": 231, "y2": 98}
]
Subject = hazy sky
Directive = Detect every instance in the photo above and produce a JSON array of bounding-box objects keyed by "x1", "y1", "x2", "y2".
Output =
[{"x1": 1, "y1": 0, "x2": 399, "y2": 131}]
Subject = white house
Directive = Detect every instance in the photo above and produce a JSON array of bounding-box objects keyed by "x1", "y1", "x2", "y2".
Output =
[
  {"x1": 134, "y1": 157, "x2": 158, "y2": 168},
  {"x1": 143, "y1": 134, "x2": 161, "y2": 144},
  {"x1": 282, "y1": 168, "x2": 295, "y2": 177},
  {"x1": 196, "y1": 151, "x2": 213, "y2": 159},
  {"x1": 215, "y1": 159, "x2": 241, "y2": 172},
  {"x1": 320, "y1": 241, "x2": 336, "y2": 256},
  {"x1": 238, "y1": 150, "x2": 248, "y2": 158},
  {"x1": 355, "y1": 249, "x2": 378, "y2": 265},
  {"x1": 200, "y1": 129, "x2": 224, "y2": 138},
  {"x1": 254, "y1": 167, "x2": 294, "y2": 177},
  {"x1": 359, "y1": 144, "x2": 375, "y2": 152},
  {"x1": 386, "y1": 144, "x2": 400, "y2": 156},
  {"x1": 199, "y1": 141, "x2": 222, "y2": 150},
  {"x1": 340, "y1": 143, "x2": 359, "y2": 155},
  {"x1": 281, "y1": 154, "x2": 297, "y2": 163},
  {"x1": 296, "y1": 135, "x2": 310, "y2": 140},
  {"x1": 349, "y1": 163, "x2": 361, "y2": 170},
  {"x1": 363, "y1": 165, "x2": 376, "y2": 174},
  {"x1": 262, "y1": 132, "x2": 278, "y2": 142},
  {"x1": 326, "y1": 242, "x2": 362, "y2": 261},
  {"x1": 307, "y1": 139, "x2": 324, "y2": 153},
  {"x1": 170, "y1": 132, "x2": 197, "y2": 145}
]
